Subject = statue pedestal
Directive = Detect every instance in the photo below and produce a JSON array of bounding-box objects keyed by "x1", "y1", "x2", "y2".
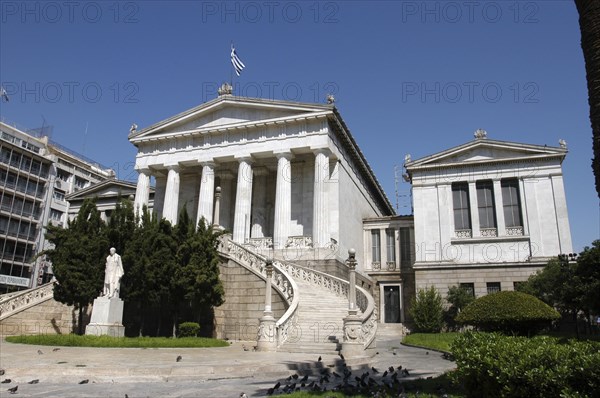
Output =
[{"x1": 85, "y1": 296, "x2": 125, "y2": 337}]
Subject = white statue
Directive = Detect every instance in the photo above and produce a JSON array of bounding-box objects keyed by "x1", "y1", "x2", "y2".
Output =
[{"x1": 103, "y1": 247, "x2": 124, "y2": 299}]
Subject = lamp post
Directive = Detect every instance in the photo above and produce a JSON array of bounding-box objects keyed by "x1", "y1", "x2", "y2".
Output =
[
  {"x1": 341, "y1": 248, "x2": 365, "y2": 358},
  {"x1": 257, "y1": 258, "x2": 277, "y2": 351}
]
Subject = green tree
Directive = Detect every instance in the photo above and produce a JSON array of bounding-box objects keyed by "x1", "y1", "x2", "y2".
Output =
[
  {"x1": 444, "y1": 285, "x2": 475, "y2": 331},
  {"x1": 574, "y1": 0, "x2": 600, "y2": 199},
  {"x1": 174, "y1": 216, "x2": 225, "y2": 336},
  {"x1": 410, "y1": 286, "x2": 444, "y2": 333},
  {"x1": 45, "y1": 198, "x2": 108, "y2": 334},
  {"x1": 575, "y1": 240, "x2": 600, "y2": 317}
]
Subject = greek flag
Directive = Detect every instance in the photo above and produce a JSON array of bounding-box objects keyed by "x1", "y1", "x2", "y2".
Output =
[
  {"x1": 231, "y1": 45, "x2": 245, "y2": 76},
  {"x1": 0, "y1": 86, "x2": 8, "y2": 102}
]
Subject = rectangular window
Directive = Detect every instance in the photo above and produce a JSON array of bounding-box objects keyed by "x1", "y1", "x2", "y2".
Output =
[
  {"x1": 487, "y1": 282, "x2": 501, "y2": 294},
  {"x1": 52, "y1": 190, "x2": 65, "y2": 202},
  {"x1": 399, "y1": 227, "x2": 413, "y2": 266},
  {"x1": 477, "y1": 181, "x2": 496, "y2": 229},
  {"x1": 452, "y1": 182, "x2": 471, "y2": 231},
  {"x1": 460, "y1": 283, "x2": 475, "y2": 297},
  {"x1": 501, "y1": 179, "x2": 523, "y2": 227},
  {"x1": 386, "y1": 228, "x2": 396, "y2": 263},
  {"x1": 371, "y1": 230, "x2": 381, "y2": 263}
]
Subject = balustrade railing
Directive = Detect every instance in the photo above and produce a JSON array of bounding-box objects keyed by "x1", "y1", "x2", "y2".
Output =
[
  {"x1": 277, "y1": 260, "x2": 378, "y2": 350},
  {"x1": 218, "y1": 234, "x2": 377, "y2": 351},
  {"x1": 218, "y1": 235, "x2": 299, "y2": 348},
  {"x1": 0, "y1": 282, "x2": 54, "y2": 321}
]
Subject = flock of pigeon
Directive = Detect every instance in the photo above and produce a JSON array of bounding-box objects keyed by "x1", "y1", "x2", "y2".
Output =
[
  {"x1": 248, "y1": 353, "x2": 439, "y2": 397},
  {"x1": 0, "y1": 348, "x2": 91, "y2": 395}
]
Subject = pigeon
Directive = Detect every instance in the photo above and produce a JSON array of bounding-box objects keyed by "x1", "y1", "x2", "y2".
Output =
[
  {"x1": 242, "y1": 344, "x2": 250, "y2": 351},
  {"x1": 52, "y1": 348, "x2": 60, "y2": 352},
  {"x1": 300, "y1": 374, "x2": 308, "y2": 382},
  {"x1": 266, "y1": 387, "x2": 274, "y2": 395},
  {"x1": 37, "y1": 350, "x2": 43, "y2": 355},
  {"x1": 1, "y1": 379, "x2": 11, "y2": 384},
  {"x1": 79, "y1": 379, "x2": 89, "y2": 384},
  {"x1": 7, "y1": 385, "x2": 17, "y2": 394},
  {"x1": 28, "y1": 379, "x2": 39, "y2": 384},
  {"x1": 317, "y1": 356, "x2": 322, "y2": 362},
  {"x1": 339, "y1": 353, "x2": 344, "y2": 361},
  {"x1": 292, "y1": 374, "x2": 299, "y2": 380},
  {"x1": 273, "y1": 381, "x2": 280, "y2": 390},
  {"x1": 176, "y1": 355, "x2": 182, "y2": 362},
  {"x1": 125, "y1": 395, "x2": 129, "y2": 398},
  {"x1": 240, "y1": 394, "x2": 248, "y2": 398},
  {"x1": 0, "y1": 369, "x2": 5, "y2": 376},
  {"x1": 371, "y1": 366, "x2": 379, "y2": 373}
]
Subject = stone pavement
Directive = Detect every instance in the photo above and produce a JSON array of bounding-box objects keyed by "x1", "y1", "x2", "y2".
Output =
[{"x1": 0, "y1": 330, "x2": 455, "y2": 398}]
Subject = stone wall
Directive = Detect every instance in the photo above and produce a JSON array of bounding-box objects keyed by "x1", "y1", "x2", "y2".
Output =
[
  {"x1": 214, "y1": 259, "x2": 287, "y2": 341},
  {"x1": 0, "y1": 298, "x2": 90, "y2": 336}
]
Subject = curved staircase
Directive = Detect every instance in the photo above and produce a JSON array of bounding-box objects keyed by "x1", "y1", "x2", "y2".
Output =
[{"x1": 218, "y1": 234, "x2": 378, "y2": 356}]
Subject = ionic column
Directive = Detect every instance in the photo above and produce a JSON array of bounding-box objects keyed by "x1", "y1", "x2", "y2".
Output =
[
  {"x1": 162, "y1": 165, "x2": 180, "y2": 225},
  {"x1": 313, "y1": 149, "x2": 330, "y2": 248},
  {"x1": 233, "y1": 157, "x2": 253, "y2": 243},
  {"x1": 213, "y1": 186, "x2": 221, "y2": 228},
  {"x1": 134, "y1": 167, "x2": 151, "y2": 217},
  {"x1": 196, "y1": 162, "x2": 215, "y2": 227},
  {"x1": 251, "y1": 167, "x2": 268, "y2": 238},
  {"x1": 273, "y1": 152, "x2": 292, "y2": 249}
]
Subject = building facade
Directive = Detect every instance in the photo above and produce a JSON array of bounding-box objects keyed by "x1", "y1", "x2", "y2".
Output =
[
  {"x1": 0, "y1": 121, "x2": 114, "y2": 292},
  {"x1": 129, "y1": 90, "x2": 394, "y2": 271},
  {"x1": 404, "y1": 130, "x2": 573, "y2": 299}
]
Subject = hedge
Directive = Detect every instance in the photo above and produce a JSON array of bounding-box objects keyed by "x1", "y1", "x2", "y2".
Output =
[{"x1": 451, "y1": 332, "x2": 600, "y2": 398}]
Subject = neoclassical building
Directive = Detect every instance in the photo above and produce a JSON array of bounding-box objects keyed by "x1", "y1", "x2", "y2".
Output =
[
  {"x1": 129, "y1": 88, "x2": 394, "y2": 272},
  {"x1": 404, "y1": 130, "x2": 573, "y2": 298}
]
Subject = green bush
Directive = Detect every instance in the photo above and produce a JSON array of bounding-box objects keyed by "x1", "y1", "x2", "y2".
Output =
[
  {"x1": 455, "y1": 291, "x2": 560, "y2": 335},
  {"x1": 444, "y1": 285, "x2": 475, "y2": 331},
  {"x1": 410, "y1": 286, "x2": 444, "y2": 333},
  {"x1": 177, "y1": 322, "x2": 200, "y2": 337},
  {"x1": 451, "y1": 331, "x2": 600, "y2": 398}
]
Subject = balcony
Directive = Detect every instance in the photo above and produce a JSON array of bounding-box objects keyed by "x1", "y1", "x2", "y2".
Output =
[
  {"x1": 454, "y1": 229, "x2": 472, "y2": 239},
  {"x1": 506, "y1": 226, "x2": 524, "y2": 236},
  {"x1": 480, "y1": 228, "x2": 498, "y2": 237}
]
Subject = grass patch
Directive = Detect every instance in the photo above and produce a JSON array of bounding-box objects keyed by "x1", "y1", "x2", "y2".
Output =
[
  {"x1": 402, "y1": 332, "x2": 459, "y2": 352},
  {"x1": 5, "y1": 334, "x2": 229, "y2": 348}
]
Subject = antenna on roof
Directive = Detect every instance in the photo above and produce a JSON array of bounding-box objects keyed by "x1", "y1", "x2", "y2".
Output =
[
  {"x1": 82, "y1": 122, "x2": 89, "y2": 155},
  {"x1": 394, "y1": 165, "x2": 400, "y2": 212}
]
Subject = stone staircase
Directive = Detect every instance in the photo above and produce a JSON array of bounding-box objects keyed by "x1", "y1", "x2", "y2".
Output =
[{"x1": 280, "y1": 277, "x2": 349, "y2": 354}]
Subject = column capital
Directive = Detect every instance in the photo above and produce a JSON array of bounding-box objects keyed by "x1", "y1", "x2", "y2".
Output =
[
  {"x1": 164, "y1": 163, "x2": 180, "y2": 172},
  {"x1": 311, "y1": 147, "x2": 331, "y2": 156},
  {"x1": 135, "y1": 165, "x2": 151, "y2": 174},
  {"x1": 199, "y1": 160, "x2": 216, "y2": 168},
  {"x1": 274, "y1": 151, "x2": 293, "y2": 160},
  {"x1": 234, "y1": 154, "x2": 254, "y2": 164}
]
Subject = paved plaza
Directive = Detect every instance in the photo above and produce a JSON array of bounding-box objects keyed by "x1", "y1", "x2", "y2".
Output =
[{"x1": 0, "y1": 330, "x2": 455, "y2": 398}]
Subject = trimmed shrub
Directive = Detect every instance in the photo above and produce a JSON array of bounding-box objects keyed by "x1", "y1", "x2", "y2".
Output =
[
  {"x1": 455, "y1": 291, "x2": 560, "y2": 335},
  {"x1": 451, "y1": 331, "x2": 600, "y2": 398},
  {"x1": 410, "y1": 286, "x2": 444, "y2": 333},
  {"x1": 177, "y1": 322, "x2": 200, "y2": 337}
]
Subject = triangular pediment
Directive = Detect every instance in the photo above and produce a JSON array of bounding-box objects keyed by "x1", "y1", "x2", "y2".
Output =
[
  {"x1": 129, "y1": 96, "x2": 333, "y2": 142},
  {"x1": 406, "y1": 138, "x2": 567, "y2": 170},
  {"x1": 66, "y1": 179, "x2": 148, "y2": 201}
]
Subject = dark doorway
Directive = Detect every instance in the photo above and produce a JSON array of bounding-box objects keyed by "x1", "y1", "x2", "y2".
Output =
[{"x1": 384, "y1": 286, "x2": 401, "y2": 323}]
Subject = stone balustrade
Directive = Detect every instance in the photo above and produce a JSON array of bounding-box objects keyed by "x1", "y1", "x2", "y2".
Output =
[
  {"x1": 276, "y1": 260, "x2": 378, "y2": 350},
  {"x1": 0, "y1": 282, "x2": 55, "y2": 321},
  {"x1": 218, "y1": 235, "x2": 299, "y2": 348}
]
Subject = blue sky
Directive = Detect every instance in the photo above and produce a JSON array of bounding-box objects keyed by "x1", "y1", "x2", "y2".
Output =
[{"x1": 0, "y1": 1, "x2": 597, "y2": 251}]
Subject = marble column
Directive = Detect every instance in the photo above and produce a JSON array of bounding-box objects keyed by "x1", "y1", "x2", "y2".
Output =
[
  {"x1": 196, "y1": 162, "x2": 215, "y2": 227},
  {"x1": 134, "y1": 168, "x2": 151, "y2": 217},
  {"x1": 219, "y1": 171, "x2": 235, "y2": 230},
  {"x1": 251, "y1": 167, "x2": 268, "y2": 238},
  {"x1": 273, "y1": 152, "x2": 292, "y2": 249},
  {"x1": 233, "y1": 158, "x2": 253, "y2": 243},
  {"x1": 162, "y1": 165, "x2": 180, "y2": 225},
  {"x1": 313, "y1": 149, "x2": 330, "y2": 247},
  {"x1": 213, "y1": 186, "x2": 221, "y2": 228}
]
